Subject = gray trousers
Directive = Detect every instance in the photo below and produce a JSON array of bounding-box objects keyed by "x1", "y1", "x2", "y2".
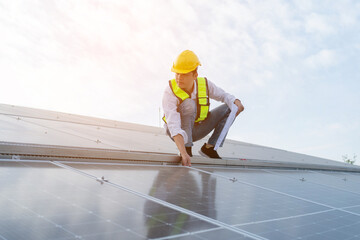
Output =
[{"x1": 167, "y1": 98, "x2": 231, "y2": 147}]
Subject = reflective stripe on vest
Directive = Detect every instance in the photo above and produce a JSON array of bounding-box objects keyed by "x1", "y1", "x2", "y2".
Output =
[
  {"x1": 163, "y1": 77, "x2": 210, "y2": 123},
  {"x1": 195, "y1": 77, "x2": 209, "y2": 122}
]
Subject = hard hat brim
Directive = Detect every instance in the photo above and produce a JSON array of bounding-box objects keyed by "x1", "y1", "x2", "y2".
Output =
[{"x1": 171, "y1": 64, "x2": 201, "y2": 74}]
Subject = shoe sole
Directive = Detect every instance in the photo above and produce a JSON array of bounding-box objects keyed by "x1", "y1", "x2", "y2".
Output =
[
  {"x1": 198, "y1": 150, "x2": 210, "y2": 158},
  {"x1": 198, "y1": 150, "x2": 222, "y2": 159}
]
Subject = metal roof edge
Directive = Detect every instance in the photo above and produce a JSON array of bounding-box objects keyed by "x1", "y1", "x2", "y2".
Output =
[
  {"x1": 1, "y1": 141, "x2": 359, "y2": 172},
  {"x1": 0, "y1": 104, "x2": 344, "y2": 165},
  {"x1": 0, "y1": 104, "x2": 162, "y2": 134}
]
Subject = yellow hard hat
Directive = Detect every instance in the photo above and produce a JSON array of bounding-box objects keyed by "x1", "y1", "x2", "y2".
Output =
[{"x1": 171, "y1": 50, "x2": 201, "y2": 74}]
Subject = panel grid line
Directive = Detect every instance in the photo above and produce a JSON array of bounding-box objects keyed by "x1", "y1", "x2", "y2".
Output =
[
  {"x1": 186, "y1": 166, "x2": 237, "y2": 182},
  {"x1": 6, "y1": 197, "x2": 80, "y2": 239},
  {"x1": 263, "y1": 169, "x2": 360, "y2": 196},
  {"x1": 189, "y1": 166, "x2": 360, "y2": 218},
  {"x1": 152, "y1": 227, "x2": 223, "y2": 240},
  {"x1": 52, "y1": 161, "x2": 268, "y2": 240},
  {"x1": 234, "y1": 209, "x2": 336, "y2": 227},
  {"x1": 5, "y1": 159, "x2": 360, "y2": 239},
  {"x1": 153, "y1": 209, "x2": 339, "y2": 240},
  {"x1": 342, "y1": 204, "x2": 360, "y2": 210},
  {"x1": 6, "y1": 115, "x2": 129, "y2": 152},
  {"x1": 16, "y1": 160, "x2": 151, "y2": 239},
  {"x1": 11, "y1": 160, "x2": 130, "y2": 239}
]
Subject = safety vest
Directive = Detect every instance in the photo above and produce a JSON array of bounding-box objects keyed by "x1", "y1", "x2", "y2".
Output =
[{"x1": 163, "y1": 77, "x2": 210, "y2": 123}]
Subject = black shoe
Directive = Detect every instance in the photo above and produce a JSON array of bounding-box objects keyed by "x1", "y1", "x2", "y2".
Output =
[
  {"x1": 199, "y1": 143, "x2": 221, "y2": 159},
  {"x1": 186, "y1": 147, "x2": 193, "y2": 157}
]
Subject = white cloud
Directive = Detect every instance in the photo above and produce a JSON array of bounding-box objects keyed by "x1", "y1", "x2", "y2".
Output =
[
  {"x1": 327, "y1": 123, "x2": 345, "y2": 131},
  {"x1": 306, "y1": 122, "x2": 348, "y2": 139},
  {"x1": 293, "y1": 0, "x2": 314, "y2": 12},
  {"x1": 304, "y1": 49, "x2": 337, "y2": 68},
  {"x1": 305, "y1": 13, "x2": 335, "y2": 35}
]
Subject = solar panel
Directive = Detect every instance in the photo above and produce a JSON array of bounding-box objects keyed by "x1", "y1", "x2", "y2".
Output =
[
  {"x1": 63, "y1": 163, "x2": 329, "y2": 225},
  {"x1": 196, "y1": 167, "x2": 360, "y2": 208},
  {"x1": 236, "y1": 210, "x2": 360, "y2": 240},
  {"x1": 1, "y1": 159, "x2": 360, "y2": 240},
  {"x1": 270, "y1": 169, "x2": 360, "y2": 194},
  {"x1": 0, "y1": 160, "x2": 239, "y2": 240}
]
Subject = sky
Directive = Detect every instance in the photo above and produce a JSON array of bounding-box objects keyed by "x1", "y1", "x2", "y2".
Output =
[{"x1": 0, "y1": 0, "x2": 359, "y2": 163}]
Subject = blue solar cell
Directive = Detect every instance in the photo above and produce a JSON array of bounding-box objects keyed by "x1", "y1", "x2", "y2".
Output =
[
  {"x1": 2, "y1": 160, "x2": 360, "y2": 240},
  {"x1": 0, "y1": 161, "x2": 232, "y2": 240},
  {"x1": 197, "y1": 167, "x2": 360, "y2": 209},
  {"x1": 64, "y1": 163, "x2": 329, "y2": 226}
]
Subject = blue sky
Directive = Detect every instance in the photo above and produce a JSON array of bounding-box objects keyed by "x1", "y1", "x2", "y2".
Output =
[{"x1": 0, "y1": 0, "x2": 359, "y2": 162}]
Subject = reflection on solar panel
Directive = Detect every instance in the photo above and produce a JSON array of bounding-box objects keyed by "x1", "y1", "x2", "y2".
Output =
[{"x1": 2, "y1": 159, "x2": 360, "y2": 240}]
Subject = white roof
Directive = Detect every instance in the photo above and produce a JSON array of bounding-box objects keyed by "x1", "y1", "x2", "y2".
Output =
[{"x1": 1, "y1": 103, "x2": 359, "y2": 171}]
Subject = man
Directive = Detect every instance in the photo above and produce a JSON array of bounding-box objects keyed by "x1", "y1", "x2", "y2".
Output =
[{"x1": 162, "y1": 50, "x2": 244, "y2": 166}]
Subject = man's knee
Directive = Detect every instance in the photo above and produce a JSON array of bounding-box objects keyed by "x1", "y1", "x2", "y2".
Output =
[
  {"x1": 179, "y1": 99, "x2": 196, "y2": 116},
  {"x1": 217, "y1": 104, "x2": 231, "y2": 117}
]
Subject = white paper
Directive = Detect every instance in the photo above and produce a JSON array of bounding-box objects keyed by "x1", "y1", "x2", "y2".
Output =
[{"x1": 214, "y1": 104, "x2": 238, "y2": 150}]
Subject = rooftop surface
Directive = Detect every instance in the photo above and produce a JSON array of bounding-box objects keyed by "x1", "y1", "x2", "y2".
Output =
[
  {"x1": 1, "y1": 103, "x2": 360, "y2": 240},
  {"x1": 1, "y1": 103, "x2": 358, "y2": 171}
]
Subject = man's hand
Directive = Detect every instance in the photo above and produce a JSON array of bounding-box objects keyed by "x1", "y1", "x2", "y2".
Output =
[
  {"x1": 173, "y1": 134, "x2": 192, "y2": 166},
  {"x1": 181, "y1": 154, "x2": 192, "y2": 166},
  {"x1": 234, "y1": 99, "x2": 244, "y2": 116}
]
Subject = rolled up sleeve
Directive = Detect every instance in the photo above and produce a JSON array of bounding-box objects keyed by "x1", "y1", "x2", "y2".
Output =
[
  {"x1": 162, "y1": 87, "x2": 188, "y2": 143},
  {"x1": 207, "y1": 80, "x2": 237, "y2": 108}
]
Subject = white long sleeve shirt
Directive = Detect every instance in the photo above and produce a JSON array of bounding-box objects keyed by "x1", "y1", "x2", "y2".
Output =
[{"x1": 162, "y1": 78, "x2": 237, "y2": 144}]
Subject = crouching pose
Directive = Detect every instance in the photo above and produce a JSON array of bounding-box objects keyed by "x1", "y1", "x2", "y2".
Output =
[{"x1": 162, "y1": 50, "x2": 244, "y2": 166}]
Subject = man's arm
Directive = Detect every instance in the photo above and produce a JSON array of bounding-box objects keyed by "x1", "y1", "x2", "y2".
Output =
[
  {"x1": 163, "y1": 87, "x2": 192, "y2": 166},
  {"x1": 207, "y1": 80, "x2": 240, "y2": 110},
  {"x1": 173, "y1": 134, "x2": 191, "y2": 166},
  {"x1": 206, "y1": 80, "x2": 244, "y2": 116}
]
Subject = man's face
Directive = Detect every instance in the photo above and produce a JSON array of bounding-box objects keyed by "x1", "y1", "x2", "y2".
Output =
[{"x1": 175, "y1": 71, "x2": 197, "y2": 91}]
